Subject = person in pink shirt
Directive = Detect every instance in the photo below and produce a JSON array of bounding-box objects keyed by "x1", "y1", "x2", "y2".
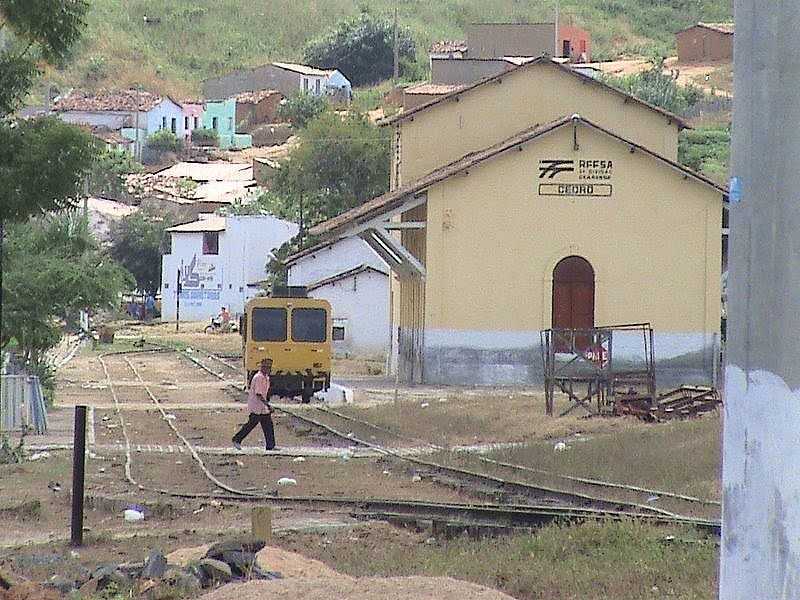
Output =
[{"x1": 232, "y1": 358, "x2": 275, "y2": 451}]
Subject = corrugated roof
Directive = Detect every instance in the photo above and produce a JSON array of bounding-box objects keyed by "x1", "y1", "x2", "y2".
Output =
[
  {"x1": 167, "y1": 216, "x2": 226, "y2": 233},
  {"x1": 273, "y1": 62, "x2": 334, "y2": 77},
  {"x1": 307, "y1": 264, "x2": 388, "y2": 291},
  {"x1": 380, "y1": 56, "x2": 689, "y2": 130},
  {"x1": 54, "y1": 89, "x2": 168, "y2": 112},
  {"x1": 310, "y1": 115, "x2": 727, "y2": 237},
  {"x1": 156, "y1": 162, "x2": 253, "y2": 182},
  {"x1": 429, "y1": 40, "x2": 468, "y2": 54},
  {"x1": 233, "y1": 89, "x2": 283, "y2": 104}
]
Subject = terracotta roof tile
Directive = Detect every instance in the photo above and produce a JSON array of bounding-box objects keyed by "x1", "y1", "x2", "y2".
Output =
[
  {"x1": 430, "y1": 40, "x2": 468, "y2": 54},
  {"x1": 54, "y1": 89, "x2": 167, "y2": 112},
  {"x1": 233, "y1": 89, "x2": 283, "y2": 104}
]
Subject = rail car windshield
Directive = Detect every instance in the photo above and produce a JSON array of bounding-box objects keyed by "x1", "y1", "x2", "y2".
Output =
[
  {"x1": 291, "y1": 308, "x2": 327, "y2": 342},
  {"x1": 251, "y1": 307, "x2": 287, "y2": 341}
]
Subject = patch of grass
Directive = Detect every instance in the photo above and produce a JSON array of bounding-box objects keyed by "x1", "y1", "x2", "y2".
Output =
[
  {"x1": 281, "y1": 520, "x2": 718, "y2": 600},
  {"x1": 679, "y1": 125, "x2": 730, "y2": 184},
  {"x1": 485, "y1": 416, "x2": 722, "y2": 501}
]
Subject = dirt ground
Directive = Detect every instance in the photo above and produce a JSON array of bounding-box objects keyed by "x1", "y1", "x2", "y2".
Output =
[{"x1": 589, "y1": 57, "x2": 732, "y2": 96}]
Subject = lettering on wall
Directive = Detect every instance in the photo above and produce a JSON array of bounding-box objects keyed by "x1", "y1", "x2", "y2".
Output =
[
  {"x1": 178, "y1": 254, "x2": 222, "y2": 307},
  {"x1": 537, "y1": 158, "x2": 614, "y2": 197}
]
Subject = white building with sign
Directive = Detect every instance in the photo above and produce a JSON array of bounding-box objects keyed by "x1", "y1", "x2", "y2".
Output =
[
  {"x1": 286, "y1": 237, "x2": 390, "y2": 358},
  {"x1": 161, "y1": 214, "x2": 298, "y2": 322}
]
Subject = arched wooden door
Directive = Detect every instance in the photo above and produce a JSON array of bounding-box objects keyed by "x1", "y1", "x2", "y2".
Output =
[{"x1": 552, "y1": 256, "x2": 595, "y2": 351}]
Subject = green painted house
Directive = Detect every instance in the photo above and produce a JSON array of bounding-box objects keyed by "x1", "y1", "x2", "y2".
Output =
[{"x1": 202, "y1": 99, "x2": 252, "y2": 150}]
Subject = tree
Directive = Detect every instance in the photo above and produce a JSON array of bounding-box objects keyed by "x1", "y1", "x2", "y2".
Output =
[
  {"x1": 0, "y1": 117, "x2": 97, "y2": 222},
  {"x1": 109, "y1": 209, "x2": 172, "y2": 296},
  {"x1": 264, "y1": 111, "x2": 390, "y2": 232},
  {"x1": 0, "y1": 0, "x2": 90, "y2": 116},
  {"x1": 87, "y1": 147, "x2": 143, "y2": 199},
  {"x1": 1, "y1": 212, "x2": 133, "y2": 365},
  {"x1": 303, "y1": 12, "x2": 416, "y2": 86},
  {"x1": 277, "y1": 92, "x2": 329, "y2": 129}
]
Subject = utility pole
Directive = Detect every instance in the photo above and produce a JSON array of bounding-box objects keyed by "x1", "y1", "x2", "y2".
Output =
[
  {"x1": 393, "y1": 7, "x2": 400, "y2": 82},
  {"x1": 720, "y1": 2, "x2": 800, "y2": 598},
  {"x1": 175, "y1": 268, "x2": 182, "y2": 332},
  {"x1": 554, "y1": 0, "x2": 560, "y2": 57}
]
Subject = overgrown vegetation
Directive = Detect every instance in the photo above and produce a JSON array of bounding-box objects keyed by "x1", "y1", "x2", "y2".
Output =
[
  {"x1": 190, "y1": 126, "x2": 218, "y2": 146},
  {"x1": 304, "y1": 12, "x2": 417, "y2": 86},
  {"x1": 277, "y1": 92, "x2": 329, "y2": 129},
  {"x1": 603, "y1": 59, "x2": 705, "y2": 116},
  {"x1": 285, "y1": 520, "x2": 718, "y2": 599},
  {"x1": 679, "y1": 125, "x2": 730, "y2": 184},
  {"x1": 87, "y1": 148, "x2": 144, "y2": 199},
  {"x1": 40, "y1": 0, "x2": 732, "y2": 95},
  {"x1": 146, "y1": 129, "x2": 182, "y2": 153}
]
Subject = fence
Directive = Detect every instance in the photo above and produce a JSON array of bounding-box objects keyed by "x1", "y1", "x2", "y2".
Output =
[{"x1": 0, "y1": 375, "x2": 48, "y2": 434}]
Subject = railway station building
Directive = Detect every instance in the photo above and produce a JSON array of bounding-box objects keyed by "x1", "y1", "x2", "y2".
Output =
[{"x1": 310, "y1": 57, "x2": 727, "y2": 387}]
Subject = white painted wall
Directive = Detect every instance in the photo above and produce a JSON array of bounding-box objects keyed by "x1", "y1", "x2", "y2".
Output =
[
  {"x1": 287, "y1": 237, "x2": 387, "y2": 284},
  {"x1": 308, "y1": 269, "x2": 390, "y2": 358},
  {"x1": 146, "y1": 99, "x2": 188, "y2": 139},
  {"x1": 58, "y1": 111, "x2": 130, "y2": 129},
  {"x1": 288, "y1": 238, "x2": 390, "y2": 358},
  {"x1": 161, "y1": 215, "x2": 298, "y2": 321}
]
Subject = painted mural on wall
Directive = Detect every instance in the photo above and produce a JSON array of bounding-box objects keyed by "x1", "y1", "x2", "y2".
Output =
[{"x1": 178, "y1": 254, "x2": 222, "y2": 308}]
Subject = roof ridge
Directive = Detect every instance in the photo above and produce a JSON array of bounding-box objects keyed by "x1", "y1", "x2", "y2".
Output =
[{"x1": 380, "y1": 56, "x2": 687, "y2": 129}]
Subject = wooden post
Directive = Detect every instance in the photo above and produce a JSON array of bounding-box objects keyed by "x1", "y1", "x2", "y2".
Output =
[
  {"x1": 70, "y1": 406, "x2": 87, "y2": 547},
  {"x1": 251, "y1": 506, "x2": 272, "y2": 542},
  {"x1": 175, "y1": 269, "x2": 181, "y2": 332}
]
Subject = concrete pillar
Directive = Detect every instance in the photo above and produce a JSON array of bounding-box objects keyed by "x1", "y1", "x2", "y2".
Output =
[{"x1": 721, "y1": 2, "x2": 800, "y2": 598}]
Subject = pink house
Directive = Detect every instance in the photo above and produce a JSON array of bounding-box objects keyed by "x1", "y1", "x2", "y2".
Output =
[{"x1": 181, "y1": 102, "x2": 204, "y2": 141}]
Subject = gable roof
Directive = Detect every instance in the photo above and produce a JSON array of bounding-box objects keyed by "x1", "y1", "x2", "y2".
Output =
[
  {"x1": 679, "y1": 22, "x2": 734, "y2": 35},
  {"x1": 380, "y1": 56, "x2": 688, "y2": 129},
  {"x1": 310, "y1": 114, "x2": 727, "y2": 238},
  {"x1": 167, "y1": 216, "x2": 226, "y2": 233},
  {"x1": 307, "y1": 264, "x2": 388, "y2": 291},
  {"x1": 53, "y1": 89, "x2": 175, "y2": 113},
  {"x1": 430, "y1": 40, "x2": 468, "y2": 54},
  {"x1": 273, "y1": 62, "x2": 334, "y2": 77},
  {"x1": 284, "y1": 239, "x2": 338, "y2": 267}
]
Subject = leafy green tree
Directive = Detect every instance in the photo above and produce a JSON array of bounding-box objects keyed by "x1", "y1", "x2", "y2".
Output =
[
  {"x1": 304, "y1": 12, "x2": 416, "y2": 86},
  {"x1": 1, "y1": 212, "x2": 133, "y2": 364},
  {"x1": 264, "y1": 111, "x2": 390, "y2": 232},
  {"x1": 146, "y1": 129, "x2": 182, "y2": 153},
  {"x1": 87, "y1": 147, "x2": 143, "y2": 199},
  {"x1": 109, "y1": 209, "x2": 172, "y2": 296},
  {"x1": 277, "y1": 92, "x2": 329, "y2": 129},
  {"x1": 191, "y1": 127, "x2": 219, "y2": 146},
  {"x1": 0, "y1": 0, "x2": 89, "y2": 115},
  {"x1": 0, "y1": 117, "x2": 97, "y2": 222}
]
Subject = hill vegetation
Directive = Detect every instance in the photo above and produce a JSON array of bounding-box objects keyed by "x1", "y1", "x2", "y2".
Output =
[{"x1": 44, "y1": 0, "x2": 732, "y2": 97}]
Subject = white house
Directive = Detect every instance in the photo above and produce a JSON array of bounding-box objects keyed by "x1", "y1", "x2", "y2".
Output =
[
  {"x1": 161, "y1": 214, "x2": 298, "y2": 321},
  {"x1": 53, "y1": 89, "x2": 187, "y2": 158},
  {"x1": 286, "y1": 237, "x2": 390, "y2": 358}
]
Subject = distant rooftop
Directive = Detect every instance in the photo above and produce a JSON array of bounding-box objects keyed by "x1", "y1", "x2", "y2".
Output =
[
  {"x1": 233, "y1": 89, "x2": 283, "y2": 104},
  {"x1": 53, "y1": 89, "x2": 168, "y2": 112},
  {"x1": 697, "y1": 22, "x2": 734, "y2": 34},
  {"x1": 272, "y1": 62, "x2": 335, "y2": 77},
  {"x1": 429, "y1": 40, "x2": 468, "y2": 54}
]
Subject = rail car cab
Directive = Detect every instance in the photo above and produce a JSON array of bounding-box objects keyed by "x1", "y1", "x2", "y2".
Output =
[{"x1": 241, "y1": 288, "x2": 331, "y2": 403}]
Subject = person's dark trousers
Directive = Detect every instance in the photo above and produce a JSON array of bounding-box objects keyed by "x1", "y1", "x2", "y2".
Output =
[{"x1": 233, "y1": 413, "x2": 275, "y2": 450}]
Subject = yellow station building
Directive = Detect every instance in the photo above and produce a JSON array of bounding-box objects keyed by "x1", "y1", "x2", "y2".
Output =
[{"x1": 311, "y1": 57, "x2": 728, "y2": 386}]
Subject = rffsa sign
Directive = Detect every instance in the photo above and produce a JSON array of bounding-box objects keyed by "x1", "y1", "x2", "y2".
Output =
[{"x1": 538, "y1": 159, "x2": 614, "y2": 197}]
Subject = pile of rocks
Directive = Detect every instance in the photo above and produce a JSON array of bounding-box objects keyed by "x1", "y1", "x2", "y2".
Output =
[{"x1": 58, "y1": 539, "x2": 281, "y2": 598}]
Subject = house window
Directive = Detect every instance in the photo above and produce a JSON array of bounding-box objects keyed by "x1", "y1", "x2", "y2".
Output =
[
  {"x1": 194, "y1": 117, "x2": 200, "y2": 128},
  {"x1": 212, "y1": 117, "x2": 219, "y2": 130},
  {"x1": 161, "y1": 116, "x2": 167, "y2": 129},
  {"x1": 303, "y1": 77, "x2": 309, "y2": 91},
  {"x1": 171, "y1": 117, "x2": 177, "y2": 134},
  {"x1": 315, "y1": 78, "x2": 321, "y2": 95},
  {"x1": 202, "y1": 231, "x2": 219, "y2": 255},
  {"x1": 332, "y1": 325, "x2": 346, "y2": 341},
  {"x1": 228, "y1": 117, "x2": 233, "y2": 132},
  {"x1": 184, "y1": 116, "x2": 189, "y2": 130}
]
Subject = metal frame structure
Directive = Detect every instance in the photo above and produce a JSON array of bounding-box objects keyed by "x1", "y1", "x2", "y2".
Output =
[{"x1": 541, "y1": 323, "x2": 656, "y2": 417}]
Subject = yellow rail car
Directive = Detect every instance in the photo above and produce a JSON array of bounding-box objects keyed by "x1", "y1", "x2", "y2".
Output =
[{"x1": 241, "y1": 291, "x2": 331, "y2": 403}]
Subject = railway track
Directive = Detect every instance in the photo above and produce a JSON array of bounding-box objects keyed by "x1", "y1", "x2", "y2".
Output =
[{"x1": 169, "y1": 347, "x2": 721, "y2": 524}]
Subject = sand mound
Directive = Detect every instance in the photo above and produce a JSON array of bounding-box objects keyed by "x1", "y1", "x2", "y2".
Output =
[
  {"x1": 255, "y1": 546, "x2": 342, "y2": 579},
  {"x1": 201, "y1": 576, "x2": 516, "y2": 600}
]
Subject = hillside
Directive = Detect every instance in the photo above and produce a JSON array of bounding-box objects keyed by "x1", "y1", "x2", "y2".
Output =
[{"x1": 47, "y1": 0, "x2": 732, "y2": 97}]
